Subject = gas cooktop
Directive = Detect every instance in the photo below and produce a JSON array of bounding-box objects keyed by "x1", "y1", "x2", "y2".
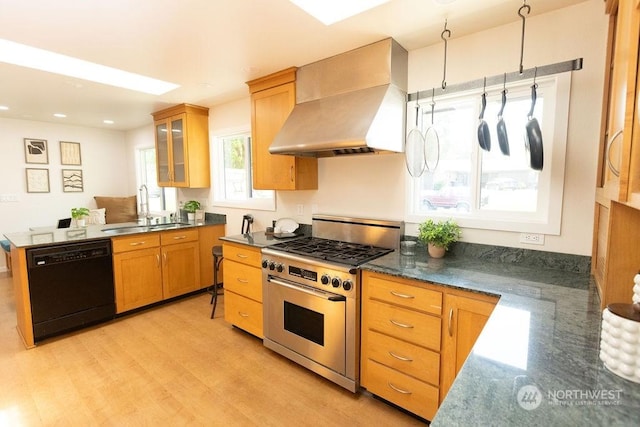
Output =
[{"x1": 268, "y1": 236, "x2": 393, "y2": 267}]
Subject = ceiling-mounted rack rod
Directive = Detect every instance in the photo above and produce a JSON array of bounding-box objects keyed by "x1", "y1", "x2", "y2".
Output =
[{"x1": 407, "y1": 58, "x2": 583, "y2": 103}]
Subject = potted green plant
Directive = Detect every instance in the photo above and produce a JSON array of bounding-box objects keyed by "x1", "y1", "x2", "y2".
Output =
[
  {"x1": 183, "y1": 200, "x2": 201, "y2": 221},
  {"x1": 71, "y1": 207, "x2": 90, "y2": 227},
  {"x1": 418, "y1": 218, "x2": 461, "y2": 258}
]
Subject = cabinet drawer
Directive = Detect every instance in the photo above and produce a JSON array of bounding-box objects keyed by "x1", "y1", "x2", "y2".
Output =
[
  {"x1": 365, "y1": 359, "x2": 439, "y2": 421},
  {"x1": 224, "y1": 291, "x2": 263, "y2": 338},
  {"x1": 367, "y1": 275, "x2": 442, "y2": 315},
  {"x1": 160, "y1": 228, "x2": 198, "y2": 245},
  {"x1": 367, "y1": 300, "x2": 441, "y2": 351},
  {"x1": 366, "y1": 330, "x2": 440, "y2": 386},
  {"x1": 223, "y1": 243, "x2": 261, "y2": 267},
  {"x1": 223, "y1": 260, "x2": 263, "y2": 302},
  {"x1": 112, "y1": 234, "x2": 160, "y2": 253}
]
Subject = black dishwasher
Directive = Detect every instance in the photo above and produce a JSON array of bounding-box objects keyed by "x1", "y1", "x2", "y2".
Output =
[{"x1": 26, "y1": 239, "x2": 115, "y2": 342}]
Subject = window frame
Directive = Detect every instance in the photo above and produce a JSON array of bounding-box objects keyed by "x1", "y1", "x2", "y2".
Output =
[
  {"x1": 211, "y1": 128, "x2": 276, "y2": 211},
  {"x1": 405, "y1": 72, "x2": 572, "y2": 235}
]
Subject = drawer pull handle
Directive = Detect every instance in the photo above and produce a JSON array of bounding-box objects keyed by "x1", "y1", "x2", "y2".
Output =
[
  {"x1": 388, "y1": 382, "x2": 412, "y2": 395},
  {"x1": 238, "y1": 312, "x2": 249, "y2": 318},
  {"x1": 129, "y1": 241, "x2": 145, "y2": 246},
  {"x1": 389, "y1": 351, "x2": 413, "y2": 362},
  {"x1": 237, "y1": 278, "x2": 249, "y2": 283},
  {"x1": 236, "y1": 254, "x2": 249, "y2": 259},
  {"x1": 448, "y1": 308, "x2": 454, "y2": 337},
  {"x1": 390, "y1": 319, "x2": 414, "y2": 329},
  {"x1": 390, "y1": 291, "x2": 415, "y2": 299},
  {"x1": 173, "y1": 235, "x2": 187, "y2": 240}
]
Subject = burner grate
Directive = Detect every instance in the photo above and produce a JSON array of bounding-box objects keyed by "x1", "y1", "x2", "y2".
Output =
[{"x1": 270, "y1": 237, "x2": 393, "y2": 266}]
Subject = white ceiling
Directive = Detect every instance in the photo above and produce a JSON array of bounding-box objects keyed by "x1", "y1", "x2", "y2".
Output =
[{"x1": 0, "y1": 0, "x2": 587, "y2": 131}]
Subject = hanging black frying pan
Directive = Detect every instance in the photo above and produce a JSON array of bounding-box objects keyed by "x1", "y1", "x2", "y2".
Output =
[
  {"x1": 477, "y1": 80, "x2": 491, "y2": 152},
  {"x1": 497, "y1": 89, "x2": 509, "y2": 155},
  {"x1": 497, "y1": 74, "x2": 510, "y2": 155},
  {"x1": 525, "y1": 82, "x2": 543, "y2": 170}
]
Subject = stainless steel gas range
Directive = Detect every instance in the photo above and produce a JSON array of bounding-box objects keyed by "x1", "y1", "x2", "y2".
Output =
[{"x1": 262, "y1": 215, "x2": 404, "y2": 392}]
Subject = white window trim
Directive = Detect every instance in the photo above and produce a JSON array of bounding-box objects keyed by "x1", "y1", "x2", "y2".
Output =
[
  {"x1": 210, "y1": 127, "x2": 276, "y2": 211},
  {"x1": 405, "y1": 72, "x2": 572, "y2": 235}
]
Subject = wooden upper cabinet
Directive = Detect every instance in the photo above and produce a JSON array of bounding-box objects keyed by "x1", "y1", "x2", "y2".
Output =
[
  {"x1": 247, "y1": 68, "x2": 318, "y2": 190},
  {"x1": 597, "y1": 0, "x2": 640, "y2": 204},
  {"x1": 152, "y1": 104, "x2": 210, "y2": 188}
]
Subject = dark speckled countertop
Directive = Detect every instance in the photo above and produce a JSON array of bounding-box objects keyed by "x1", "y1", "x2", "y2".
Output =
[{"x1": 362, "y1": 245, "x2": 640, "y2": 426}]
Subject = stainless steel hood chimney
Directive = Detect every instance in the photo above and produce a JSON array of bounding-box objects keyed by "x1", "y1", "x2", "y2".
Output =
[{"x1": 269, "y1": 38, "x2": 408, "y2": 157}]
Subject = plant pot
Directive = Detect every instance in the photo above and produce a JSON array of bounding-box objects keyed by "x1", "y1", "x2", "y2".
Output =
[
  {"x1": 76, "y1": 218, "x2": 86, "y2": 228},
  {"x1": 187, "y1": 212, "x2": 195, "y2": 221},
  {"x1": 428, "y1": 243, "x2": 446, "y2": 259}
]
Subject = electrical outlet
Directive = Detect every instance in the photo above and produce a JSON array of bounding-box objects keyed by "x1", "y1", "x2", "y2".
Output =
[
  {"x1": 520, "y1": 233, "x2": 545, "y2": 245},
  {"x1": 296, "y1": 204, "x2": 304, "y2": 215}
]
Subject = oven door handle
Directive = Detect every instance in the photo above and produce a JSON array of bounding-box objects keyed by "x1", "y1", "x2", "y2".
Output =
[{"x1": 267, "y1": 277, "x2": 346, "y2": 302}]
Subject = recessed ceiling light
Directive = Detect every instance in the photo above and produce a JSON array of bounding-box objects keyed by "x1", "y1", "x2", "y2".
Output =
[
  {"x1": 103, "y1": 119, "x2": 114, "y2": 124},
  {"x1": 0, "y1": 105, "x2": 8, "y2": 110},
  {"x1": 0, "y1": 38, "x2": 180, "y2": 95},
  {"x1": 53, "y1": 113, "x2": 66, "y2": 118},
  {"x1": 289, "y1": 0, "x2": 391, "y2": 25}
]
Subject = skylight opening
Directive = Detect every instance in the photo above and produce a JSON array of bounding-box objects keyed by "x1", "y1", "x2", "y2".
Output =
[
  {"x1": 0, "y1": 39, "x2": 179, "y2": 96},
  {"x1": 289, "y1": 0, "x2": 391, "y2": 25}
]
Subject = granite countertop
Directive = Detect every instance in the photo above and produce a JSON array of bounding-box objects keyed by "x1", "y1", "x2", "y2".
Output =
[
  {"x1": 3, "y1": 214, "x2": 226, "y2": 249},
  {"x1": 362, "y1": 247, "x2": 640, "y2": 425},
  {"x1": 220, "y1": 230, "x2": 306, "y2": 248}
]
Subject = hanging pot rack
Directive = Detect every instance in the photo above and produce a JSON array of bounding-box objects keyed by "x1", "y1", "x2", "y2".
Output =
[{"x1": 407, "y1": 58, "x2": 583, "y2": 103}]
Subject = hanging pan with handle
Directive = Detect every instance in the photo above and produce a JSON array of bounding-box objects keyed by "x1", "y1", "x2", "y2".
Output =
[
  {"x1": 477, "y1": 78, "x2": 491, "y2": 152},
  {"x1": 405, "y1": 100, "x2": 426, "y2": 177},
  {"x1": 424, "y1": 88, "x2": 440, "y2": 172},
  {"x1": 525, "y1": 79, "x2": 544, "y2": 170},
  {"x1": 496, "y1": 74, "x2": 510, "y2": 155}
]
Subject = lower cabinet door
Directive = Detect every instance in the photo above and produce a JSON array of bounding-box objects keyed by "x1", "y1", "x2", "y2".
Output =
[
  {"x1": 113, "y1": 247, "x2": 163, "y2": 313},
  {"x1": 162, "y1": 241, "x2": 200, "y2": 299},
  {"x1": 365, "y1": 359, "x2": 439, "y2": 421},
  {"x1": 224, "y1": 291, "x2": 263, "y2": 338}
]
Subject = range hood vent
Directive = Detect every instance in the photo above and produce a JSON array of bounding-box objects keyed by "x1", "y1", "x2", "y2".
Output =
[{"x1": 269, "y1": 38, "x2": 408, "y2": 157}]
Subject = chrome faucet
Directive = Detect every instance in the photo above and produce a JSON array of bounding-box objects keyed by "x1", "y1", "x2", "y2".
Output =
[{"x1": 139, "y1": 184, "x2": 151, "y2": 223}]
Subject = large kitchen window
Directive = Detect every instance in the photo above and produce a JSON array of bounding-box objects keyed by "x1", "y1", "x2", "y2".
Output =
[
  {"x1": 212, "y1": 130, "x2": 275, "y2": 210},
  {"x1": 136, "y1": 147, "x2": 177, "y2": 214},
  {"x1": 406, "y1": 73, "x2": 571, "y2": 234}
]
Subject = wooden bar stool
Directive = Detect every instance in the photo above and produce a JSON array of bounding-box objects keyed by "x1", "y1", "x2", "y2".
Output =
[{"x1": 210, "y1": 245, "x2": 223, "y2": 318}]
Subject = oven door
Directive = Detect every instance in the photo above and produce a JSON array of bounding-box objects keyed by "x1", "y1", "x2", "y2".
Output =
[{"x1": 264, "y1": 276, "x2": 346, "y2": 375}]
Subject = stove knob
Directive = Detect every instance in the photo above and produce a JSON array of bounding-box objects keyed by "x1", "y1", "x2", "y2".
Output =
[
  {"x1": 268, "y1": 261, "x2": 276, "y2": 271},
  {"x1": 342, "y1": 280, "x2": 352, "y2": 291},
  {"x1": 321, "y1": 274, "x2": 330, "y2": 285},
  {"x1": 331, "y1": 277, "x2": 341, "y2": 288},
  {"x1": 262, "y1": 259, "x2": 269, "y2": 269},
  {"x1": 276, "y1": 263, "x2": 284, "y2": 273}
]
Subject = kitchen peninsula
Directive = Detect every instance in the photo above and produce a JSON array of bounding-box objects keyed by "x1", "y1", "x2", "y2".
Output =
[
  {"x1": 362, "y1": 245, "x2": 640, "y2": 425},
  {"x1": 4, "y1": 215, "x2": 225, "y2": 348}
]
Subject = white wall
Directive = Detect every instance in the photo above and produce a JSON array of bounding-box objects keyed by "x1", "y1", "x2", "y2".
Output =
[
  {"x1": 0, "y1": 117, "x2": 129, "y2": 269},
  {"x1": 200, "y1": 0, "x2": 607, "y2": 256}
]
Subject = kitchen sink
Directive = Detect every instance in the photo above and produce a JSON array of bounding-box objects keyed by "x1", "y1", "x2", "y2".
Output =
[{"x1": 102, "y1": 222, "x2": 191, "y2": 235}]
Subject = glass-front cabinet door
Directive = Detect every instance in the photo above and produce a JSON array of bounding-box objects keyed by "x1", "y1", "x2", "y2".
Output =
[
  {"x1": 170, "y1": 114, "x2": 187, "y2": 186},
  {"x1": 155, "y1": 120, "x2": 171, "y2": 185}
]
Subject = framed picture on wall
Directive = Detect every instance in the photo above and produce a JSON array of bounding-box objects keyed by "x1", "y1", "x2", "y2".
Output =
[
  {"x1": 62, "y1": 169, "x2": 83, "y2": 192},
  {"x1": 60, "y1": 141, "x2": 82, "y2": 165},
  {"x1": 24, "y1": 138, "x2": 48, "y2": 164},
  {"x1": 25, "y1": 168, "x2": 50, "y2": 193}
]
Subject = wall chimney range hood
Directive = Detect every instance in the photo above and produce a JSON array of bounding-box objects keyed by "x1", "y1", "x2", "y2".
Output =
[{"x1": 269, "y1": 38, "x2": 408, "y2": 157}]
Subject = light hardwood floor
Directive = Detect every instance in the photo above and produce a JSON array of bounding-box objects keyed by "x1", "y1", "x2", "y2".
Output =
[{"x1": 0, "y1": 272, "x2": 425, "y2": 426}]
